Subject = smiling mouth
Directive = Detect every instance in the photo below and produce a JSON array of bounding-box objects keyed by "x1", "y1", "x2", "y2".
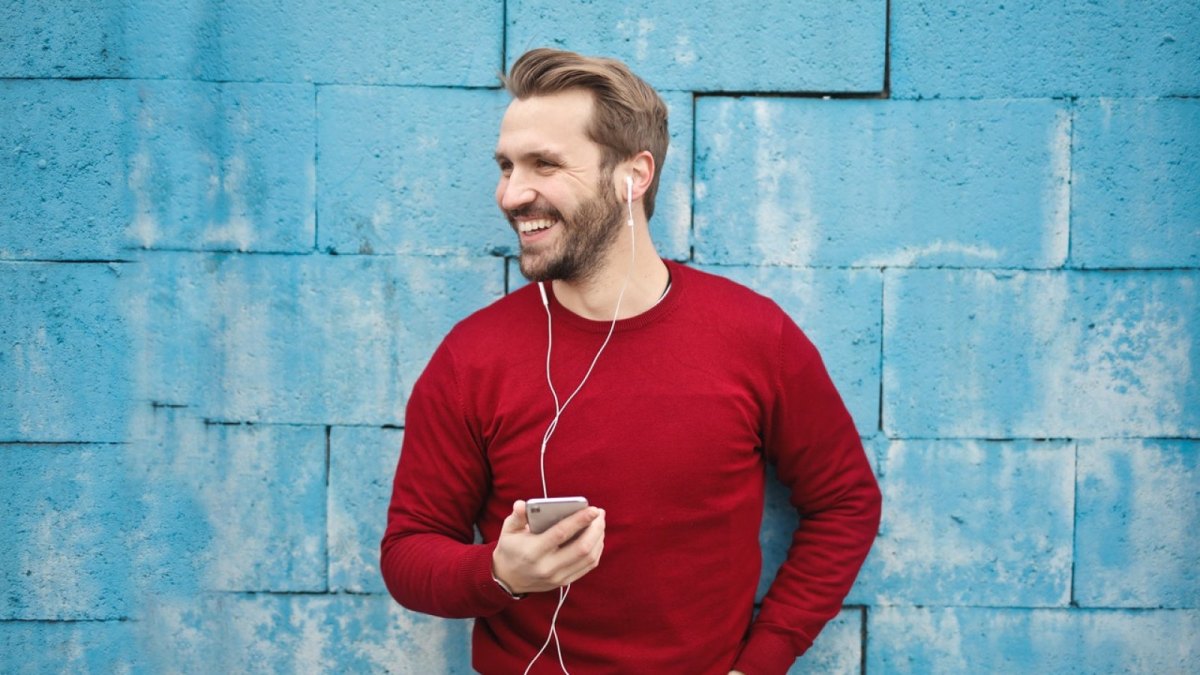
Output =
[{"x1": 518, "y1": 218, "x2": 558, "y2": 234}]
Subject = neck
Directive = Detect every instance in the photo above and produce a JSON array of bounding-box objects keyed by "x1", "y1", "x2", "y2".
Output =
[{"x1": 552, "y1": 222, "x2": 668, "y2": 321}]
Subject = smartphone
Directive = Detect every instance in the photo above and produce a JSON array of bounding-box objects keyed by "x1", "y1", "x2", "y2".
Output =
[{"x1": 526, "y1": 496, "x2": 589, "y2": 534}]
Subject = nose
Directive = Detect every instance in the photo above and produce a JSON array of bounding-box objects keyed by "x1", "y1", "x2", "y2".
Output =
[{"x1": 497, "y1": 170, "x2": 537, "y2": 212}]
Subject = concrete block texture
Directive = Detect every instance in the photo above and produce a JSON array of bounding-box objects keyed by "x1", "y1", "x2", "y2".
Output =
[
  {"x1": 868, "y1": 607, "x2": 1199, "y2": 673},
  {"x1": 134, "y1": 593, "x2": 472, "y2": 673},
  {"x1": 850, "y1": 440, "x2": 1074, "y2": 607},
  {"x1": 122, "y1": 251, "x2": 503, "y2": 426},
  {"x1": 317, "y1": 86, "x2": 510, "y2": 256},
  {"x1": 1, "y1": 79, "x2": 316, "y2": 257},
  {"x1": 884, "y1": 269, "x2": 1200, "y2": 438},
  {"x1": 124, "y1": 409, "x2": 327, "y2": 593},
  {"x1": 0, "y1": 80, "x2": 132, "y2": 260},
  {"x1": 123, "y1": 81, "x2": 317, "y2": 252},
  {"x1": 788, "y1": 608, "x2": 862, "y2": 674},
  {"x1": 700, "y1": 265, "x2": 881, "y2": 435},
  {"x1": 0, "y1": 262, "x2": 130, "y2": 442},
  {"x1": 0, "y1": 1, "x2": 503, "y2": 86},
  {"x1": 694, "y1": 98, "x2": 1070, "y2": 267},
  {"x1": 891, "y1": 0, "x2": 1200, "y2": 98},
  {"x1": 0, "y1": 621, "x2": 136, "y2": 674},
  {"x1": 1076, "y1": 439, "x2": 1199, "y2": 609},
  {"x1": 506, "y1": 0, "x2": 885, "y2": 92},
  {"x1": 328, "y1": 426, "x2": 402, "y2": 593},
  {"x1": 1071, "y1": 98, "x2": 1200, "y2": 268},
  {"x1": 1, "y1": 444, "x2": 134, "y2": 620}
]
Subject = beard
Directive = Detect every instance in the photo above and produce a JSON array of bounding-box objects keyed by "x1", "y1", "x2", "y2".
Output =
[{"x1": 510, "y1": 176, "x2": 625, "y2": 283}]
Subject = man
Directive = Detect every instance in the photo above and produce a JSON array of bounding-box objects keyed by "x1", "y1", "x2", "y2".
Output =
[{"x1": 382, "y1": 48, "x2": 881, "y2": 674}]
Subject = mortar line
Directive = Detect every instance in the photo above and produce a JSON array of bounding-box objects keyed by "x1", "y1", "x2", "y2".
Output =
[
  {"x1": 0, "y1": 76, "x2": 505, "y2": 90},
  {"x1": 325, "y1": 424, "x2": 332, "y2": 593},
  {"x1": 1069, "y1": 440, "x2": 1080, "y2": 607},
  {"x1": 860, "y1": 605, "x2": 869, "y2": 675},
  {"x1": 882, "y1": 0, "x2": 892, "y2": 97}
]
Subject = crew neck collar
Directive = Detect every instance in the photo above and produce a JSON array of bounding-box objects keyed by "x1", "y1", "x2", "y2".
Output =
[{"x1": 542, "y1": 259, "x2": 685, "y2": 333}]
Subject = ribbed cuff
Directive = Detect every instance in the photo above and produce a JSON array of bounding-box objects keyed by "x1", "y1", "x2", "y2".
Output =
[
  {"x1": 460, "y1": 540, "x2": 520, "y2": 617},
  {"x1": 732, "y1": 628, "x2": 805, "y2": 675}
]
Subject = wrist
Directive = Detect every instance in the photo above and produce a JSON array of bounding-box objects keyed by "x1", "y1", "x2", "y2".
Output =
[{"x1": 490, "y1": 551, "x2": 524, "y2": 599}]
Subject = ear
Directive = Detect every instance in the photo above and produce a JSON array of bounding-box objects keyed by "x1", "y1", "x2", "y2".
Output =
[{"x1": 614, "y1": 150, "x2": 656, "y2": 202}]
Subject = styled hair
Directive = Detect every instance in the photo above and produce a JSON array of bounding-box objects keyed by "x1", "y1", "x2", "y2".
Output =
[{"x1": 502, "y1": 48, "x2": 670, "y2": 220}]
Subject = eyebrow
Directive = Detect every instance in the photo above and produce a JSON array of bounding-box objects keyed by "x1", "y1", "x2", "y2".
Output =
[{"x1": 493, "y1": 149, "x2": 568, "y2": 165}]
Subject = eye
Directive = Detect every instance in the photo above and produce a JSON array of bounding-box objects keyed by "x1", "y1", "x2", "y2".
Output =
[
  {"x1": 535, "y1": 158, "x2": 558, "y2": 171},
  {"x1": 497, "y1": 160, "x2": 513, "y2": 177}
]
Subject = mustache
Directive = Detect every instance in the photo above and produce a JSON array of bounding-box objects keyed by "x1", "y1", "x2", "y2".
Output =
[{"x1": 506, "y1": 203, "x2": 563, "y2": 222}]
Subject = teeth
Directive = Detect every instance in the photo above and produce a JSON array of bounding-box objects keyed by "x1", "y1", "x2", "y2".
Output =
[{"x1": 519, "y1": 219, "x2": 556, "y2": 234}]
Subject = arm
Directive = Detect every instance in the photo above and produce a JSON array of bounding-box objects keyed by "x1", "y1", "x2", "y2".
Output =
[
  {"x1": 379, "y1": 340, "x2": 510, "y2": 618},
  {"x1": 380, "y1": 340, "x2": 606, "y2": 617},
  {"x1": 733, "y1": 317, "x2": 882, "y2": 674}
]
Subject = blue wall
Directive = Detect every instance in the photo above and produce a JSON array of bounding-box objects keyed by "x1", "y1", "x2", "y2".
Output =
[{"x1": 2, "y1": 1, "x2": 1198, "y2": 672}]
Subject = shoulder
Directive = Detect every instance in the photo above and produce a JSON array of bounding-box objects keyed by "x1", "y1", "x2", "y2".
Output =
[
  {"x1": 672, "y1": 262, "x2": 791, "y2": 328},
  {"x1": 441, "y1": 281, "x2": 544, "y2": 354},
  {"x1": 671, "y1": 262, "x2": 818, "y2": 361}
]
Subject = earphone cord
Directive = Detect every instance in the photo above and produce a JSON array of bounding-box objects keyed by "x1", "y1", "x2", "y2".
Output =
[{"x1": 526, "y1": 182, "x2": 638, "y2": 675}]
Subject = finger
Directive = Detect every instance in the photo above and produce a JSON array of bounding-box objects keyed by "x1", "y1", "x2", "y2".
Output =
[
  {"x1": 558, "y1": 538, "x2": 604, "y2": 586},
  {"x1": 501, "y1": 500, "x2": 529, "y2": 534},
  {"x1": 544, "y1": 512, "x2": 605, "y2": 578},
  {"x1": 543, "y1": 506, "x2": 601, "y2": 550}
]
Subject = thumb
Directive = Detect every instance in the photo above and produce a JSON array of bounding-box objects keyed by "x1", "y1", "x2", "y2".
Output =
[{"x1": 502, "y1": 500, "x2": 529, "y2": 533}]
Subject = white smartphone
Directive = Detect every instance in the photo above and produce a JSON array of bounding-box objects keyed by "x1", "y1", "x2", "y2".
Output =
[{"x1": 526, "y1": 496, "x2": 589, "y2": 535}]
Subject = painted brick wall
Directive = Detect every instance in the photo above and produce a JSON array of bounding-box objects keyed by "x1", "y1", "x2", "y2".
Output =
[{"x1": 2, "y1": 1, "x2": 1197, "y2": 672}]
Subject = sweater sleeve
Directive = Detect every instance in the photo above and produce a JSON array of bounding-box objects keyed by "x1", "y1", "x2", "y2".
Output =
[
  {"x1": 733, "y1": 315, "x2": 882, "y2": 675},
  {"x1": 379, "y1": 338, "x2": 516, "y2": 618}
]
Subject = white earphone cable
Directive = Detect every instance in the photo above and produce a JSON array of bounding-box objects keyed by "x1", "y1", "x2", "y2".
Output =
[{"x1": 527, "y1": 176, "x2": 637, "y2": 675}]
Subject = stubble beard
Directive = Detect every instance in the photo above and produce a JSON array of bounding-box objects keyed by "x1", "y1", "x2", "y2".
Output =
[{"x1": 514, "y1": 177, "x2": 625, "y2": 284}]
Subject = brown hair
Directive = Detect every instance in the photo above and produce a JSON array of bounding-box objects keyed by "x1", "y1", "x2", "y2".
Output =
[{"x1": 502, "y1": 48, "x2": 670, "y2": 220}]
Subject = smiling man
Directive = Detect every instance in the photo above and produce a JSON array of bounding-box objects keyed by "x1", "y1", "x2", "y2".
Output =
[{"x1": 381, "y1": 48, "x2": 881, "y2": 675}]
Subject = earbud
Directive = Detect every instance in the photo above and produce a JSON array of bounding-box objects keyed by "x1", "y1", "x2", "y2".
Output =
[{"x1": 625, "y1": 175, "x2": 634, "y2": 227}]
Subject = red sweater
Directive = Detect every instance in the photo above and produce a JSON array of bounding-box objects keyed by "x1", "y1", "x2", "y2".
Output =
[{"x1": 382, "y1": 261, "x2": 881, "y2": 674}]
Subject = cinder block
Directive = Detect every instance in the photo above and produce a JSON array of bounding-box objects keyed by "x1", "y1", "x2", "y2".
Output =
[
  {"x1": 1072, "y1": 99, "x2": 1200, "y2": 268},
  {"x1": 137, "y1": 593, "x2": 472, "y2": 673},
  {"x1": 1076, "y1": 439, "x2": 1199, "y2": 608},
  {"x1": 884, "y1": 269, "x2": 1200, "y2": 438},
  {"x1": 506, "y1": 1, "x2": 885, "y2": 92},
  {"x1": 124, "y1": 252, "x2": 504, "y2": 425},
  {"x1": 197, "y1": 3, "x2": 503, "y2": 86},
  {"x1": 700, "y1": 266, "x2": 881, "y2": 435},
  {"x1": 891, "y1": 1, "x2": 1200, "y2": 98},
  {"x1": 317, "y1": 87, "x2": 509, "y2": 256},
  {"x1": 0, "y1": 3, "x2": 129, "y2": 77},
  {"x1": 0, "y1": 262, "x2": 130, "y2": 442},
  {"x1": 868, "y1": 607, "x2": 1200, "y2": 673},
  {"x1": 789, "y1": 608, "x2": 861, "y2": 674},
  {"x1": 329, "y1": 426, "x2": 403, "y2": 593},
  {"x1": 0, "y1": 444, "x2": 134, "y2": 619},
  {"x1": 695, "y1": 98, "x2": 1070, "y2": 267},
  {"x1": 124, "y1": 81, "x2": 316, "y2": 252},
  {"x1": 851, "y1": 440, "x2": 1073, "y2": 607},
  {"x1": 0, "y1": 80, "x2": 132, "y2": 260},
  {"x1": 0, "y1": 621, "x2": 136, "y2": 674},
  {"x1": 125, "y1": 409, "x2": 327, "y2": 593},
  {"x1": 0, "y1": 2, "x2": 503, "y2": 86}
]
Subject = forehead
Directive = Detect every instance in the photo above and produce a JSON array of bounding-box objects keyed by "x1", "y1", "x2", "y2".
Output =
[{"x1": 496, "y1": 89, "x2": 599, "y2": 159}]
